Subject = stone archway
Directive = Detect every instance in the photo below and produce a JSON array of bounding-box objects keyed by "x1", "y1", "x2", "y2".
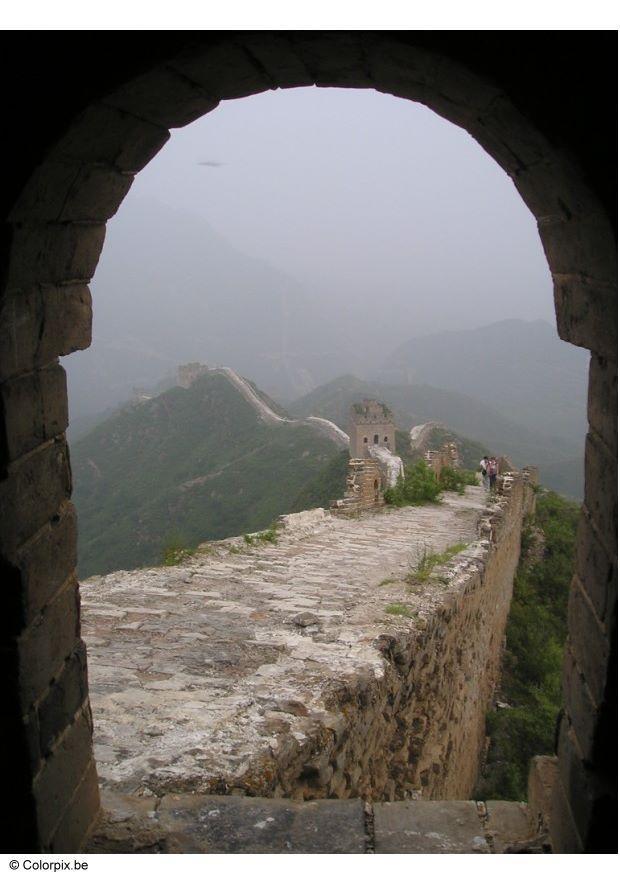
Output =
[{"x1": 1, "y1": 33, "x2": 615, "y2": 853}]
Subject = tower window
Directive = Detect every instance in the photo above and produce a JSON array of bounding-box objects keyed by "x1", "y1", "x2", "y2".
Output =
[{"x1": 374, "y1": 434, "x2": 379, "y2": 444}]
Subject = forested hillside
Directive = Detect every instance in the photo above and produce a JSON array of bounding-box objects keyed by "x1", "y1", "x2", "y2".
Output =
[{"x1": 72, "y1": 372, "x2": 346, "y2": 577}]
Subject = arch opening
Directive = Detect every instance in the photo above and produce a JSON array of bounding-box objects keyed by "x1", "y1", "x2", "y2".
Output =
[{"x1": 1, "y1": 35, "x2": 615, "y2": 854}]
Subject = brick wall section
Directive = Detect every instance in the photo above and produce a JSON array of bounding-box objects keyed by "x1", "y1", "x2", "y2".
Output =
[{"x1": 0, "y1": 34, "x2": 615, "y2": 851}]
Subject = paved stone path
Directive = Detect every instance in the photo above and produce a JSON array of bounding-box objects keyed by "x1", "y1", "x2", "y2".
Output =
[{"x1": 81, "y1": 489, "x2": 487, "y2": 798}]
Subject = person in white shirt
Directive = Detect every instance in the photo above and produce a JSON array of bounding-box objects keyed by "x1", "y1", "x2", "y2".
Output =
[{"x1": 480, "y1": 456, "x2": 490, "y2": 491}]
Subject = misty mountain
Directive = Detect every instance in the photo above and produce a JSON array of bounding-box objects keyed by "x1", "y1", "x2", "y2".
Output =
[
  {"x1": 380, "y1": 319, "x2": 589, "y2": 449},
  {"x1": 288, "y1": 374, "x2": 583, "y2": 497},
  {"x1": 64, "y1": 197, "x2": 362, "y2": 423},
  {"x1": 71, "y1": 372, "x2": 346, "y2": 578}
]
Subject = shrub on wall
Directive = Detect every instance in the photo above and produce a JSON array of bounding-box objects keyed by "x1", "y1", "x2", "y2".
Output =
[{"x1": 384, "y1": 460, "x2": 442, "y2": 506}]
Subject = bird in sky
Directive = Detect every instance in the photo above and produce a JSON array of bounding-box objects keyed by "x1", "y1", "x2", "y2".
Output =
[{"x1": 197, "y1": 160, "x2": 225, "y2": 167}]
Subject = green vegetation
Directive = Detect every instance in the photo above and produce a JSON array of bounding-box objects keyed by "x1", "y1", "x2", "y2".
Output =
[
  {"x1": 385, "y1": 603, "x2": 417, "y2": 618},
  {"x1": 290, "y1": 450, "x2": 350, "y2": 512},
  {"x1": 160, "y1": 535, "x2": 196, "y2": 566},
  {"x1": 72, "y1": 372, "x2": 345, "y2": 578},
  {"x1": 384, "y1": 461, "x2": 442, "y2": 506},
  {"x1": 408, "y1": 542, "x2": 468, "y2": 584},
  {"x1": 243, "y1": 525, "x2": 279, "y2": 547},
  {"x1": 475, "y1": 490, "x2": 580, "y2": 801},
  {"x1": 438, "y1": 466, "x2": 479, "y2": 494}
]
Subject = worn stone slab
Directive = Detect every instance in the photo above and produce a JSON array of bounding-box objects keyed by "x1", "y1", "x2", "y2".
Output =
[
  {"x1": 485, "y1": 800, "x2": 536, "y2": 852},
  {"x1": 157, "y1": 794, "x2": 367, "y2": 853},
  {"x1": 374, "y1": 800, "x2": 490, "y2": 853}
]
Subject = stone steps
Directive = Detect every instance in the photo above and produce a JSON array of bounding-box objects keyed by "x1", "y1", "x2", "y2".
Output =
[{"x1": 87, "y1": 792, "x2": 548, "y2": 854}]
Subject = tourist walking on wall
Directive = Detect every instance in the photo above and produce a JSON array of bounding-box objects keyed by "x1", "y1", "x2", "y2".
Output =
[
  {"x1": 488, "y1": 456, "x2": 498, "y2": 492},
  {"x1": 480, "y1": 456, "x2": 490, "y2": 491}
]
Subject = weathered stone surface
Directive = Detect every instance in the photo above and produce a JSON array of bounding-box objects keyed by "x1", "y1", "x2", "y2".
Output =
[
  {"x1": 9, "y1": 502, "x2": 78, "y2": 632},
  {"x1": 0, "y1": 364, "x2": 68, "y2": 463},
  {"x1": 37, "y1": 640, "x2": 89, "y2": 755},
  {"x1": 157, "y1": 794, "x2": 367, "y2": 853},
  {"x1": 48, "y1": 103, "x2": 170, "y2": 172},
  {"x1": 9, "y1": 160, "x2": 134, "y2": 224},
  {"x1": 14, "y1": 578, "x2": 80, "y2": 706},
  {"x1": 485, "y1": 801, "x2": 535, "y2": 852},
  {"x1": 7, "y1": 223, "x2": 106, "y2": 288},
  {"x1": 103, "y1": 67, "x2": 219, "y2": 129},
  {"x1": 588, "y1": 354, "x2": 617, "y2": 448},
  {"x1": 169, "y1": 40, "x2": 272, "y2": 100},
  {"x1": 527, "y1": 756, "x2": 558, "y2": 834},
  {"x1": 49, "y1": 759, "x2": 100, "y2": 853},
  {"x1": 374, "y1": 800, "x2": 489, "y2": 853},
  {"x1": 553, "y1": 274, "x2": 617, "y2": 358},
  {"x1": 0, "y1": 438, "x2": 72, "y2": 554},
  {"x1": 32, "y1": 707, "x2": 97, "y2": 846},
  {"x1": 0, "y1": 285, "x2": 92, "y2": 381},
  {"x1": 82, "y1": 480, "x2": 532, "y2": 804}
]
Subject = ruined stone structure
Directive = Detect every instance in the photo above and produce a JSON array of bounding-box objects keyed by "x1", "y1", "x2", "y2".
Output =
[
  {"x1": 330, "y1": 458, "x2": 385, "y2": 516},
  {"x1": 424, "y1": 441, "x2": 460, "y2": 478},
  {"x1": 0, "y1": 34, "x2": 615, "y2": 853},
  {"x1": 349, "y1": 399, "x2": 396, "y2": 457},
  {"x1": 331, "y1": 400, "x2": 403, "y2": 516}
]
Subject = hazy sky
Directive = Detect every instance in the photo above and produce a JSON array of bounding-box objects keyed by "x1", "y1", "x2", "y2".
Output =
[{"x1": 119, "y1": 85, "x2": 555, "y2": 334}]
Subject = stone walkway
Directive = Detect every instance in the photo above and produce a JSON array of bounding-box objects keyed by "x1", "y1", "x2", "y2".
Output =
[{"x1": 81, "y1": 489, "x2": 487, "y2": 798}]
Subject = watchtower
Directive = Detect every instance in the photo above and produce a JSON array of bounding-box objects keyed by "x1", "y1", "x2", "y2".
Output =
[{"x1": 349, "y1": 399, "x2": 396, "y2": 458}]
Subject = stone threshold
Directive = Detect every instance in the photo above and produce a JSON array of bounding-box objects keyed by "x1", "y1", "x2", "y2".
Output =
[{"x1": 86, "y1": 791, "x2": 550, "y2": 854}]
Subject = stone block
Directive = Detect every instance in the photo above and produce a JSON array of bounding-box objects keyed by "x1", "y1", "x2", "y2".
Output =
[
  {"x1": 561, "y1": 645, "x2": 598, "y2": 760},
  {"x1": 49, "y1": 759, "x2": 100, "y2": 852},
  {"x1": 236, "y1": 33, "x2": 315, "y2": 89},
  {"x1": 588, "y1": 353, "x2": 617, "y2": 448},
  {"x1": 288, "y1": 33, "x2": 373, "y2": 88},
  {"x1": 38, "y1": 640, "x2": 89, "y2": 755},
  {"x1": 553, "y1": 274, "x2": 617, "y2": 358},
  {"x1": 9, "y1": 159, "x2": 134, "y2": 224},
  {"x1": 49, "y1": 103, "x2": 170, "y2": 172},
  {"x1": 169, "y1": 40, "x2": 272, "y2": 100},
  {"x1": 549, "y1": 774, "x2": 583, "y2": 853},
  {"x1": 556, "y1": 717, "x2": 597, "y2": 847},
  {"x1": 583, "y1": 431, "x2": 617, "y2": 555},
  {"x1": 15, "y1": 578, "x2": 81, "y2": 707},
  {"x1": 540, "y1": 209, "x2": 617, "y2": 283},
  {"x1": 33, "y1": 707, "x2": 96, "y2": 847},
  {"x1": 6, "y1": 502, "x2": 78, "y2": 634},
  {"x1": 0, "y1": 285, "x2": 92, "y2": 381},
  {"x1": 576, "y1": 511, "x2": 616, "y2": 629},
  {"x1": 567, "y1": 578, "x2": 610, "y2": 706},
  {"x1": 103, "y1": 66, "x2": 219, "y2": 129},
  {"x1": 7, "y1": 223, "x2": 106, "y2": 288},
  {"x1": 157, "y1": 794, "x2": 367, "y2": 853},
  {"x1": 0, "y1": 364, "x2": 68, "y2": 464},
  {"x1": 527, "y1": 755, "x2": 557, "y2": 833},
  {"x1": 374, "y1": 800, "x2": 489, "y2": 853},
  {"x1": 485, "y1": 800, "x2": 535, "y2": 852},
  {"x1": 368, "y1": 38, "x2": 441, "y2": 102},
  {"x1": 0, "y1": 438, "x2": 72, "y2": 554}
]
